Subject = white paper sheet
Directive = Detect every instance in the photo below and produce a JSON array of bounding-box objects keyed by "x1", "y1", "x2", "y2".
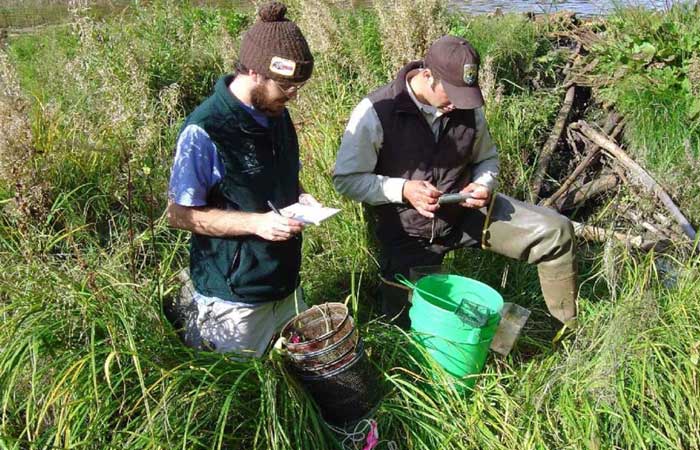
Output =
[{"x1": 279, "y1": 203, "x2": 341, "y2": 225}]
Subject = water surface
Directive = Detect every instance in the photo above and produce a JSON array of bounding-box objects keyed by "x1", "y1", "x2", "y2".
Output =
[
  {"x1": 0, "y1": 0, "x2": 673, "y2": 29},
  {"x1": 450, "y1": 0, "x2": 669, "y2": 16}
]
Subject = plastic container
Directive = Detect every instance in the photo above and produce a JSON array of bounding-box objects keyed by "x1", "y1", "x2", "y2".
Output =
[
  {"x1": 489, "y1": 302, "x2": 531, "y2": 356},
  {"x1": 400, "y1": 274, "x2": 503, "y2": 389},
  {"x1": 409, "y1": 265, "x2": 448, "y2": 283}
]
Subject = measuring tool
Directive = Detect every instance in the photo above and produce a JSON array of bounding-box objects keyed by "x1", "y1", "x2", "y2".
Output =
[{"x1": 437, "y1": 193, "x2": 473, "y2": 205}]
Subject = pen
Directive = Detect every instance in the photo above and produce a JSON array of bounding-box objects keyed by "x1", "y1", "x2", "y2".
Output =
[
  {"x1": 267, "y1": 200, "x2": 282, "y2": 215},
  {"x1": 268, "y1": 200, "x2": 301, "y2": 239}
]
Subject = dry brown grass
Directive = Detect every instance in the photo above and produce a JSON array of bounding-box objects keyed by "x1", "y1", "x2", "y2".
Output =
[
  {"x1": 0, "y1": 49, "x2": 49, "y2": 221},
  {"x1": 374, "y1": 0, "x2": 449, "y2": 75},
  {"x1": 479, "y1": 54, "x2": 504, "y2": 105},
  {"x1": 218, "y1": 27, "x2": 239, "y2": 74},
  {"x1": 688, "y1": 54, "x2": 700, "y2": 97},
  {"x1": 56, "y1": 12, "x2": 191, "y2": 156},
  {"x1": 0, "y1": 48, "x2": 18, "y2": 97},
  {"x1": 292, "y1": 0, "x2": 341, "y2": 54},
  {"x1": 292, "y1": 0, "x2": 382, "y2": 87}
]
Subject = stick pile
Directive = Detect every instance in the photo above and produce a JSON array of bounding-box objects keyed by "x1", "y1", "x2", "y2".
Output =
[{"x1": 527, "y1": 13, "x2": 697, "y2": 251}]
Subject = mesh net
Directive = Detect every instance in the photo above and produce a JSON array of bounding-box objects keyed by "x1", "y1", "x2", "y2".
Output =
[
  {"x1": 454, "y1": 298, "x2": 490, "y2": 327},
  {"x1": 297, "y1": 342, "x2": 383, "y2": 427}
]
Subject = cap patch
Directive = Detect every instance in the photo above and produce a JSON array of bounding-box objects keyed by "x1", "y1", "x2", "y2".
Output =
[
  {"x1": 270, "y1": 56, "x2": 296, "y2": 77},
  {"x1": 463, "y1": 63, "x2": 478, "y2": 86}
]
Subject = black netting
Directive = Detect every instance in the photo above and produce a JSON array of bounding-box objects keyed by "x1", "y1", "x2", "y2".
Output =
[
  {"x1": 283, "y1": 304, "x2": 384, "y2": 426},
  {"x1": 296, "y1": 341, "x2": 383, "y2": 427},
  {"x1": 455, "y1": 298, "x2": 490, "y2": 327}
]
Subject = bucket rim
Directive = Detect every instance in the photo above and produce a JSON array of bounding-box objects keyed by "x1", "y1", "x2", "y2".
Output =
[
  {"x1": 296, "y1": 339, "x2": 366, "y2": 381},
  {"x1": 412, "y1": 274, "x2": 504, "y2": 314},
  {"x1": 287, "y1": 320, "x2": 357, "y2": 361},
  {"x1": 290, "y1": 336, "x2": 362, "y2": 376},
  {"x1": 281, "y1": 303, "x2": 350, "y2": 351}
]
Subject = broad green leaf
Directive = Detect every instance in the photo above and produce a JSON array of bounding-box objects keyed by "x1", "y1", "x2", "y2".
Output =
[
  {"x1": 631, "y1": 42, "x2": 657, "y2": 62},
  {"x1": 688, "y1": 98, "x2": 700, "y2": 120}
]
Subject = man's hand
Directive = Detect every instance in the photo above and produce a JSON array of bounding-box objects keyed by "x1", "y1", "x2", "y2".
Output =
[
  {"x1": 253, "y1": 211, "x2": 304, "y2": 241},
  {"x1": 403, "y1": 180, "x2": 441, "y2": 218},
  {"x1": 459, "y1": 183, "x2": 491, "y2": 209},
  {"x1": 298, "y1": 193, "x2": 322, "y2": 207}
]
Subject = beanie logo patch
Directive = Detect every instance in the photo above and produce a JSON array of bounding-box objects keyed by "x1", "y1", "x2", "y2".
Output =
[{"x1": 270, "y1": 56, "x2": 296, "y2": 77}]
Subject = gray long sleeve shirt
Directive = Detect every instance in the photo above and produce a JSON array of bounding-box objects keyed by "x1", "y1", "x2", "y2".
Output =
[{"x1": 333, "y1": 81, "x2": 499, "y2": 205}]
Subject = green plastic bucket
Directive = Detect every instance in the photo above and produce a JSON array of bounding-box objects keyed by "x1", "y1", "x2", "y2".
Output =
[{"x1": 400, "y1": 274, "x2": 503, "y2": 388}]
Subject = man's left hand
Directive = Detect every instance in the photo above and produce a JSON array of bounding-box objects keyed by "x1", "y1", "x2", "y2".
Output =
[
  {"x1": 459, "y1": 183, "x2": 491, "y2": 209},
  {"x1": 299, "y1": 193, "x2": 322, "y2": 207}
]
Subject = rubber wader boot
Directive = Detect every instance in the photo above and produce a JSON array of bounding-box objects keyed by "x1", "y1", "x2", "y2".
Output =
[
  {"x1": 537, "y1": 267, "x2": 577, "y2": 325},
  {"x1": 379, "y1": 281, "x2": 412, "y2": 330}
]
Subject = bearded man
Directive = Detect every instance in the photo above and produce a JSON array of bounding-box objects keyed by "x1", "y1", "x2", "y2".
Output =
[{"x1": 166, "y1": 2, "x2": 320, "y2": 357}]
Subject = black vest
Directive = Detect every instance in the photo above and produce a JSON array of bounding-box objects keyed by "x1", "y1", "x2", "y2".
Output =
[
  {"x1": 368, "y1": 61, "x2": 477, "y2": 243},
  {"x1": 184, "y1": 75, "x2": 302, "y2": 303}
]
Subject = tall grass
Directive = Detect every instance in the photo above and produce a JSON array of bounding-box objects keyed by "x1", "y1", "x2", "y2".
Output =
[{"x1": 1, "y1": 1, "x2": 699, "y2": 449}]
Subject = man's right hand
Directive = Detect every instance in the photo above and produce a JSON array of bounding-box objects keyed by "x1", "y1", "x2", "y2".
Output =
[
  {"x1": 253, "y1": 212, "x2": 304, "y2": 241},
  {"x1": 402, "y1": 180, "x2": 441, "y2": 218}
]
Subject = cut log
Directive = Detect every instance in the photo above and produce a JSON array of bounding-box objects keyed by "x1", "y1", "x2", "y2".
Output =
[
  {"x1": 571, "y1": 121, "x2": 697, "y2": 242},
  {"x1": 653, "y1": 212, "x2": 672, "y2": 228},
  {"x1": 555, "y1": 174, "x2": 618, "y2": 211},
  {"x1": 542, "y1": 146, "x2": 599, "y2": 207},
  {"x1": 548, "y1": 28, "x2": 603, "y2": 51},
  {"x1": 530, "y1": 85, "x2": 577, "y2": 203},
  {"x1": 625, "y1": 210, "x2": 671, "y2": 239},
  {"x1": 541, "y1": 114, "x2": 623, "y2": 208},
  {"x1": 563, "y1": 42, "x2": 583, "y2": 80},
  {"x1": 572, "y1": 220, "x2": 670, "y2": 252}
]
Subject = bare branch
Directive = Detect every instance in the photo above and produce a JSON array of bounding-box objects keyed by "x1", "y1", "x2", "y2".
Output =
[
  {"x1": 572, "y1": 220, "x2": 670, "y2": 252},
  {"x1": 555, "y1": 174, "x2": 618, "y2": 211},
  {"x1": 530, "y1": 85, "x2": 577, "y2": 202},
  {"x1": 572, "y1": 121, "x2": 697, "y2": 242}
]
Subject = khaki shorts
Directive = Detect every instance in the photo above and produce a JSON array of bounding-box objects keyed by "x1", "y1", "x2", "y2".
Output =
[{"x1": 183, "y1": 288, "x2": 307, "y2": 358}]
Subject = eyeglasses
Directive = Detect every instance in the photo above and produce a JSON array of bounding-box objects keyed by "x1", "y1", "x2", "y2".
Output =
[{"x1": 270, "y1": 78, "x2": 306, "y2": 98}]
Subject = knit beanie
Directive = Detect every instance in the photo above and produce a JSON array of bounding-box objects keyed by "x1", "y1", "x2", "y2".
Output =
[{"x1": 239, "y1": 2, "x2": 314, "y2": 83}]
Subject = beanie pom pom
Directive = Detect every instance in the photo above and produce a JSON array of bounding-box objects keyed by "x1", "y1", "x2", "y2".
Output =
[{"x1": 258, "y1": 2, "x2": 287, "y2": 22}]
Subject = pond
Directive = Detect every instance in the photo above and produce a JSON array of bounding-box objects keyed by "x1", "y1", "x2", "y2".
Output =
[
  {"x1": 0, "y1": 0, "x2": 671, "y2": 30},
  {"x1": 450, "y1": 0, "x2": 669, "y2": 16}
]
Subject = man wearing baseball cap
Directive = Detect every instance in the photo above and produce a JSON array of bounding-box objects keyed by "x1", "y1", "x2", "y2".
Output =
[
  {"x1": 166, "y1": 2, "x2": 320, "y2": 357},
  {"x1": 334, "y1": 35, "x2": 578, "y2": 329}
]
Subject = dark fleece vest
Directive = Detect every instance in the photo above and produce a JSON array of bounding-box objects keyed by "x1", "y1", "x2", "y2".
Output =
[
  {"x1": 184, "y1": 75, "x2": 302, "y2": 303},
  {"x1": 368, "y1": 61, "x2": 477, "y2": 244}
]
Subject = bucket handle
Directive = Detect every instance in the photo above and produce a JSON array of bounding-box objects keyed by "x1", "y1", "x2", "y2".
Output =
[
  {"x1": 395, "y1": 274, "x2": 452, "y2": 308},
  {"x1": 395, "y1": 274, "x2": 492, "y2": 315},
  {"x1": 413, "y1": 329, "x2": 487, "y2": 345}
]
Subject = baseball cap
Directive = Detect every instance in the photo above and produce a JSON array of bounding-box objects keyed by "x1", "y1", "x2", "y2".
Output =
[{"x1": 424, "y1": 35, "x2": 484, "y2": 109}]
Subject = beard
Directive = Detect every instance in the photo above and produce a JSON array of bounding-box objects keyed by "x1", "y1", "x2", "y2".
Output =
[{"x1": 250, "y1": 84, "x2": 286, "y2": 117}]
